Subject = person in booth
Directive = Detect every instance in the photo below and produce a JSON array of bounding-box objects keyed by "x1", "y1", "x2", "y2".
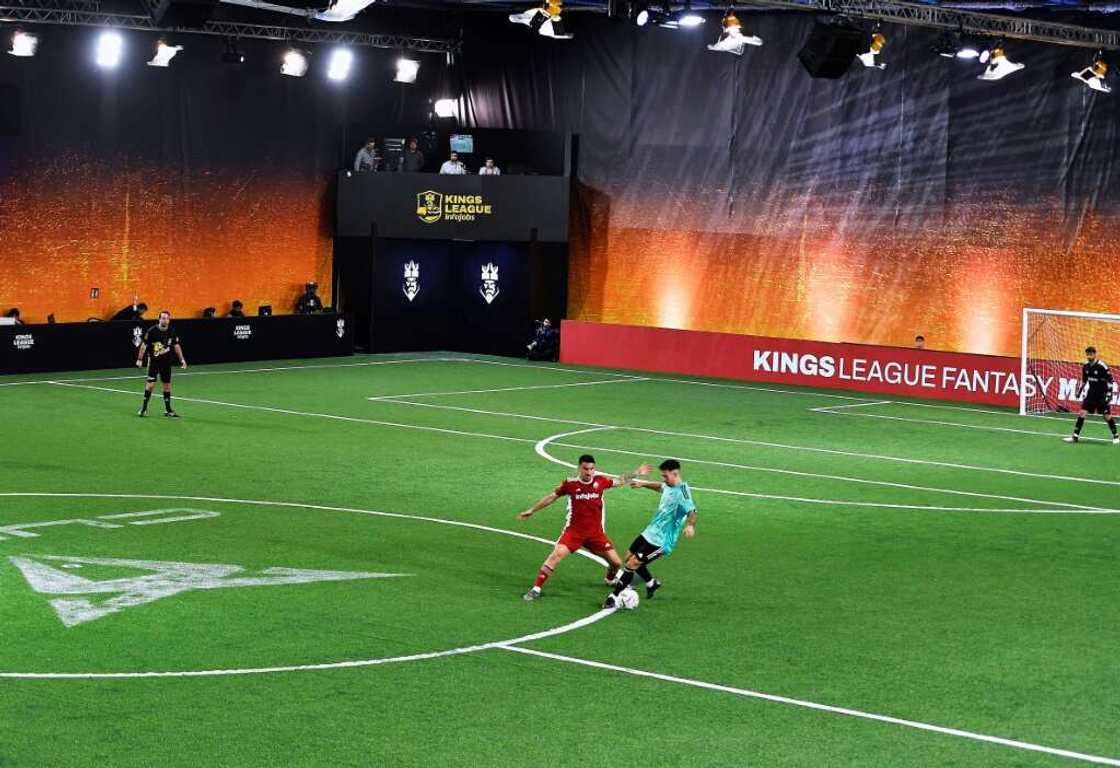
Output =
[
  {"x1": 228, "y1": 300, "x2": 246, "y2": 318},
  {"x1": 479, "y1": 157, "x2": 501, "y2": 176},
  {"x1": 914, "y1": 335, "x2": 926, "y2": 350},
  {"x1": 398, "y1": 137, "x2": 425, "y2": 173},
  {"x1": 439, "y1": 151, "x2": 466, "y2": 175},
  {"x1": 296, "y1": 283, "x2": 323, "y2": 314},
  {"x1": 353, "y1": 138, "x2": 382, "y2": 172}
]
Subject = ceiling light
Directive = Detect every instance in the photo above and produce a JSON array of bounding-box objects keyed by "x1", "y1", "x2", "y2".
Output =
[
  {"x1": 509, "y1": 1, "x2": 573, "y2": 39},
  {"x1": 433, "y1": 98, "x2": 457, "y2": 118},
  {"x1": 95, "y1": 30, "x2": 123, "y2": 69},
  {"x1": 977, "y1": 45, "x2": 1024, "y2": 81},
  {"x1": 327, "y1": 47, "x2": 352, "y2": 81},
  {"x1": 8, "y1": 31, "x2": 37, "y2": 57},
  {"x1": 395, "y1": 57, "x2": 419, "y2": 83},
  {"x1": 1071, "y1": 56, "x2": 1110, "y2": 94},
  {"x1": 707, "y1": 11, "x2": 761, "y2": 55},
  {"x1": 857, "y1": 30, "x2": 886, "y2": 69},
  {"x1": 148, "y1": 40, "x2": 182, "y2": 67},
  {"x1": 281, "y1": 49, "x2": 309, "y2": 77}
]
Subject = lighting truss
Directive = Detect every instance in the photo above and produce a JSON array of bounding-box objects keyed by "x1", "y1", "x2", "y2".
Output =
[
  {"x1": 0, "y1": 0, "x2": 459, "y2": 52},
  {"x1": 739, "y1": 0, "x2": 1120, "y2": 50}
]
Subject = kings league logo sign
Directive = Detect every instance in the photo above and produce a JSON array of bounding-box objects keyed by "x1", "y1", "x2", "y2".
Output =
[
  {"x1": 403, "y1": 261, "x2": 420, "y2": 302},
  {"x1": 416, "y1": 191, "x2": 443, "y2": 224},
  {"x1": 480, "y1": 263, "x2": 500, "y2": 305}
]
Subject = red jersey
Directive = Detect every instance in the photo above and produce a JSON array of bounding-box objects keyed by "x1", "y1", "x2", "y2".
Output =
[{"x1": 554, "y1": 475, "x2": 618, "y2": 534}]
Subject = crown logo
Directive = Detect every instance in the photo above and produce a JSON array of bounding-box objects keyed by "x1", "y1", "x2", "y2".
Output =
[
  {"x1": 481, "y1": 263, "x2": 499, "y2": 281},
  {"x1": 404, "y1": 261, "x2": 420, "y2": 279}
]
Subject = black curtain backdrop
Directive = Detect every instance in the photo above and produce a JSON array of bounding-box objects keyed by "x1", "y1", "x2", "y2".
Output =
[{"x1": 454, "y1": 14, "x2": 1120, "y2": 354}]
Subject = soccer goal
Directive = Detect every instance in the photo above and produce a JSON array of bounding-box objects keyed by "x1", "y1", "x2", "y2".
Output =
[{"x1": 1020, "y1": 308, "x2": 1120, "y2": 415}]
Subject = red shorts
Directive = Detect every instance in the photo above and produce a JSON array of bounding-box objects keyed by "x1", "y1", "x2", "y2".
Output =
[{"x1": 557, "y1": 528, "x2": 614, "y2": 556}]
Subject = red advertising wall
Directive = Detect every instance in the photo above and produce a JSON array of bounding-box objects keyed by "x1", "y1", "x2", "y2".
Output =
[{"x1": 561, "y1": 321, "x2": 1035, "y2": 407}]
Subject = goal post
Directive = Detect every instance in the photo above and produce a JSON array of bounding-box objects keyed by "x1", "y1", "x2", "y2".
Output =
[{"x1": 1020, "y1": 307, "x2": 1120, "y2": 416}]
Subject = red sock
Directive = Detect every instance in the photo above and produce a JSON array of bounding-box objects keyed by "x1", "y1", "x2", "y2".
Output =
[{"x1": 533, "y1": 564, "x2": 553, "y2": 589}]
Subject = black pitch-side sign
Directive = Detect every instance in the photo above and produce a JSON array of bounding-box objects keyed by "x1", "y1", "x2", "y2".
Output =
[{"x1": 336, "y1": 172, "x2": 570, "y2": 243}]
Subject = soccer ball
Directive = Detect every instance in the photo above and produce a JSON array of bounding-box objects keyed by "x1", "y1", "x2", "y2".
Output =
[{"x1": 618, "y1": 587, "x2": 640, "y2": 610}]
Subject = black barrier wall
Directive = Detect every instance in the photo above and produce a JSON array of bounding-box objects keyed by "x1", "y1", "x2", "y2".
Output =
[
  {"x1": 365, "y1": 240, "x2": 566, "y2": 357},
  {"x1": 337, "y1": 172, "x2": 570, "y2": 242},
  {"x1": 0, "y1": 314, "x2": 353, "y2": 375}
]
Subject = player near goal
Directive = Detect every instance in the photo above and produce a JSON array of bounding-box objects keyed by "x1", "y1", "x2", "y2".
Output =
[
  {"x1": 603, "y1": 459, "x2": 697, "y2": 610},
  {"x1": 136, "y1": 310, "x2": 187, "y2": 418},
  {"x1": 518, "y1": 454, "x2": 651, "y2": 601},
  {"x1": 1064, "y1": 346, "x2": 1118, "y2": 444}
]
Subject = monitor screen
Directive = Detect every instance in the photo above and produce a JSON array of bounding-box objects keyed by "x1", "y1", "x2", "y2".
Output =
[{"x1": 450, "y1": 134, "x2": 474, "y2": 154}]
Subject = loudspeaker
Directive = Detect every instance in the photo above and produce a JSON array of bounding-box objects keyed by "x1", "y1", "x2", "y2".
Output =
[
  {"x1": 0, "y1": 85, "x2": 20, "y2": 136},
  {"x1": 798, "y1": 21, "x2": 867, "y2": 79},
  {"x1": 149, "y1": 0, "x2": 220, "y2": 28}
]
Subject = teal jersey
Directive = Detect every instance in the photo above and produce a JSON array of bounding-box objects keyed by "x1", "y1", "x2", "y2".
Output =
[{"x1": 640, "y1": 481, "x2": 696, "y2": 555}]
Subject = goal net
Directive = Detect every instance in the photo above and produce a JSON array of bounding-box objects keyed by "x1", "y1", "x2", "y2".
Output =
[{"x1": 1021, "y1": 308, "x2": 1120, "y2": 415}]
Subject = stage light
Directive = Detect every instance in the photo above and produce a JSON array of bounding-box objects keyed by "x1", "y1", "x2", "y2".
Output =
[
  {"x1": 395, "y1": 57, "x2": 419, "y2": 83},
  {"x1": 977, "y1": 45, "x2": 1024, "y2": 81},
  {"x1": 221, "y1": 38, "x2": 244, "y2": 64},
  {"x1": 509, "y1": 0, "x2": 573, "y2": 39},
  {"x1": 327, "y1": 47, "x2": 352, "y2": 81},
  {"x1": 148, "y1": 40, "x2": 182, "y2": 67},
  {"x1": 8, "y1": 31, "x2": 37, "y2": 57},
  {"x1": 1071, "y1": 56, "x2": 1110, "y2": 94},
  {"x1": 707, "y1": 11, "x2": 762, "y2": 55},
  {"x1": 315, "y1": 0, "x2": 377, "y2": 22},
  {"x1": 281, "y1": 49, "x2": 309, "y2": 77},
  {"x1": 433, "y1": 98, "x2": 457, "y2": 118},
  {"x1": 95, "y1": 30, "x2": 123, "y2": 69},
  {"x1": 934, "y1": 32, "x2": 979, "y2": 60},
  {"x1": 857, "y1": 30, "x2": 886, "y2": 69},
  {"x1": 676, "y1": 10, "x2": 705, "y2": 27},
  {"x1": 632, "y1": 0, "x2": 650, "y2": 25}
]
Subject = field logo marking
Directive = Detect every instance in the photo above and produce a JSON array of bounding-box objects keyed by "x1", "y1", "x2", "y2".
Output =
[
  {"x1": 0, "y1": 508, "x2": 219, "y2": 542},
  {"x1": 11, "y1": 554, "x2": 410, "y2": 628}
]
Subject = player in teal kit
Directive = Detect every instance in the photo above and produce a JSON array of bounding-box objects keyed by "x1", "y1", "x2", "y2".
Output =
[{"x1": 603, "y1": 459, "x2": 697, "y2": 609}]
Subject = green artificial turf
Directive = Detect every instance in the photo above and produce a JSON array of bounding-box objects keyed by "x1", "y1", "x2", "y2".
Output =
[{"x1": 0, "y1": 353, "x2": 1116, "y2": 767}]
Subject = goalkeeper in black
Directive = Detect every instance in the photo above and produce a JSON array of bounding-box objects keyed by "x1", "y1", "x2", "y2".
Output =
[
  {"x1": 1064, "y1": 346, "x2": 1118, "y2": 444},
  {"x1": 136, "y1": 310, "x2": 187, "y2": 417}
]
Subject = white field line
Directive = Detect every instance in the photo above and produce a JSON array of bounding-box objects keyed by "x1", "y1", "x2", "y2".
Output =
[
  {"x1": 373, "y1": 399, "x2": 1120, "y2": 488},
  {"x1": 532, "y1": 429, "x2": 1117, "y2": 515},
  {"x1": 816, "y1": 398, "x2": 1085, "y2": 426},
  {"x1": 368, "y1": 377, "x2": 648, "y2": 401},
  {"x1": 0, "y1": 357, "x2": 465, "y2": 386},
  {"x1": 811, "y1": 401, "x2": 894, "y2": 412},
  {"x1": 49, "y1": 381, "x2": 1110, "y2": 513},
  {"x1": 816, "y1": 409, "x2": 1116, "y2": 444},
  {"x1": 498, "y1": 646, "x2": 1120, "y2": 768},
  {"x1": 0, "y1": 492, "x2": 614, "y2": 679}
]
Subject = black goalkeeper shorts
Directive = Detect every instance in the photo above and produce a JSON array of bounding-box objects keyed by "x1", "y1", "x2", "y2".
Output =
[
  {"x1": 147, "y1": 356, "x2": 173, "y2": 384},
  {"x1": 1082, "y1": 395, "x2": 1112, "y2": 416}
]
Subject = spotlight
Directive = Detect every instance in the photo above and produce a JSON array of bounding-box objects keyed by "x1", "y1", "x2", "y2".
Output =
[
  {"x1": 148, "y1": 40, "x2": 182, "y2": 67},
  {"x1": 933, "y1": 32, "x2": 979, "y2": 60},
  {"x1": 95, "y1": 30, "x2": 123, "y2": 69},
  {"x1": 857, "y1": 30, "x2": 886, "y2": 69},
  {"x1": 707, "y1": 11, "x2": 761, "y2": 55},
  {"x1": 327, "y1": 47, "x2": 352, "y2": 81},
  {"x1": 977, "y1": 45, "x2": 1024, "y2": 81},
  {"x1": 657, "y1": 3, "x2": 703, "y2": 29},
  {"x1": 632, "y1": 1, "x2": 649, "y2": 25},
  {"x1": 221, "y1": 38, "x2": 245, "y2": 64},
  {"x1": 433, "y1": 98, "x2": 458, "y2": 118},
  {"x1": 509, "y1": 0, "x2": 573, "y2": 39},
  {"x1": 395, "y1": 57, "x2": 419, "y2": 84},
  {"x1": 281, "y1": 49, "x2": 309, "y2": 77},
  {"x1": 8, "y1": 31, "x2": 37, "y2": 57},
  {"x1": 1071, "y1": 56, "x2": 1110, "y2": 94}
]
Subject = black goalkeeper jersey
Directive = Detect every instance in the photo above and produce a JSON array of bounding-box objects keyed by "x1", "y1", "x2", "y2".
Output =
[
  {"x1": 1082, "y1": 360, "x2": 1114, "y2": 400},
  {"x1": 144, "y1": 325, "x2": 180, "y2": 359}
]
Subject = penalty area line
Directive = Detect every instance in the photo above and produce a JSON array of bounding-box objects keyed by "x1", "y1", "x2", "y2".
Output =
[{"x1": 497, "y1": 646, "x2": 1120, "y2": 767}]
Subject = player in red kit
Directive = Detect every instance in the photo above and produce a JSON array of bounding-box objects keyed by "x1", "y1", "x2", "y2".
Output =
[{"x1": 518, "y1": 454, "x2": 651, "y2": 601}]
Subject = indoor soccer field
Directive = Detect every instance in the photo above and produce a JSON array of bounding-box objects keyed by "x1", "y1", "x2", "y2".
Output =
[{"x1": 1, "y1": 353, "x2": 1116, "y2": 768}]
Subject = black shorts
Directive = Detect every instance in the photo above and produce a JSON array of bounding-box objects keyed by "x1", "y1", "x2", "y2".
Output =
[
  {"x1": 628, "y1": 535, "x2": 665, "y2": 565},
  {"x1": 1082, "y1": 395, "x2": 1112, "y2": 416},
  {"x1": 147, "y1": 355, "x2": 173, "y2": 384}
]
